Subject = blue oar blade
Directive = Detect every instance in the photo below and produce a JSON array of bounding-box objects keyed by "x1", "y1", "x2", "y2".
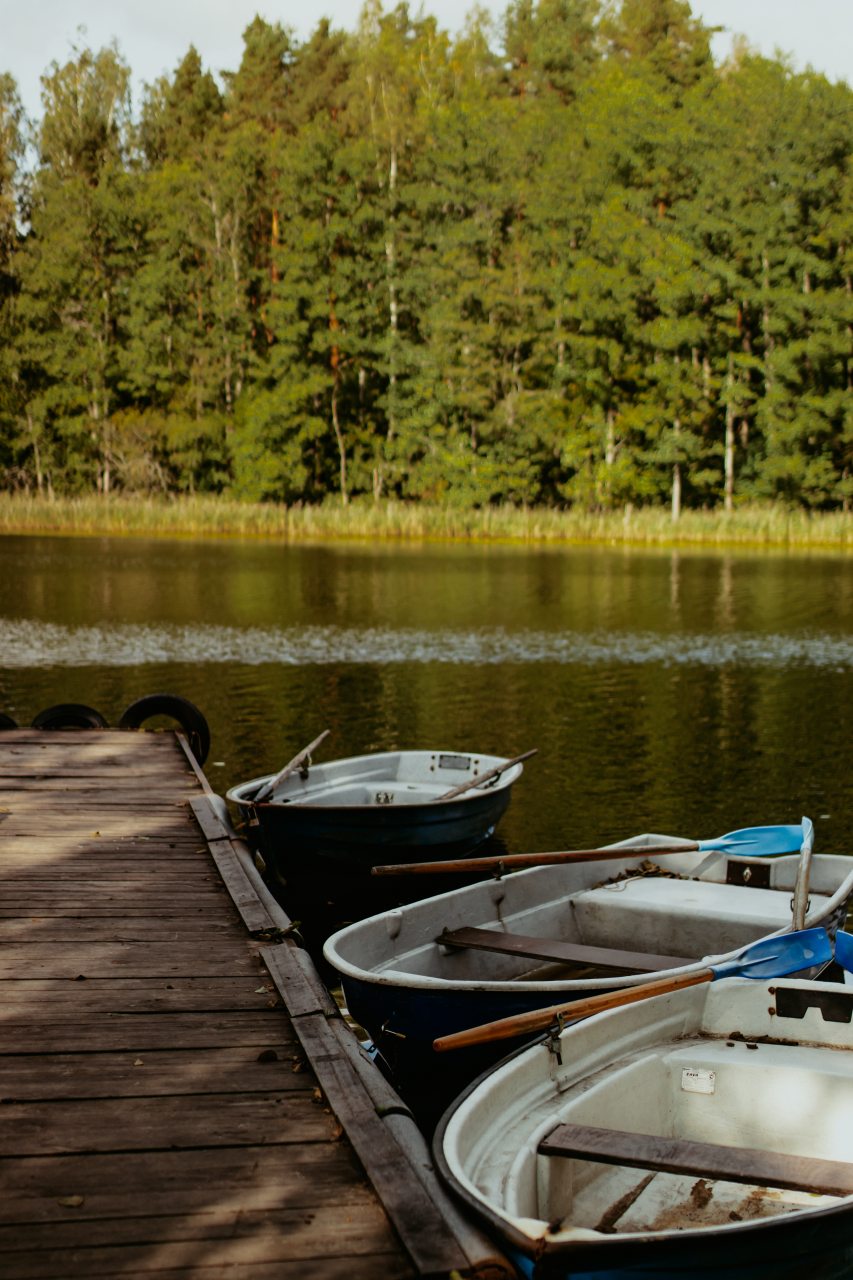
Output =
[
  {"x1": 711, "y1": 927, "x2": 832, "y2": 981},
  {"x1": 697, "y1": 824, "x2": 805, "y2": 858},
  {"x1": 835, "y1": 930, "x2": 853, "y2": 975}
]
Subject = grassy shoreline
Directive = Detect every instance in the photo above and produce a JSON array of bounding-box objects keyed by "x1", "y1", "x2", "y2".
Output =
[{"x1": 0, "y1": 493, "x2": 850, "y2": 551}]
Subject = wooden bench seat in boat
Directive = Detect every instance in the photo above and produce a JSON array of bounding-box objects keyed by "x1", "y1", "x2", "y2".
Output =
[
  {"x1": 437, "y1": 927, "x2": 694, "y2": 973},
  {"x1": 537, "y1": 1123, "x2": 853, "y2": 1198}
]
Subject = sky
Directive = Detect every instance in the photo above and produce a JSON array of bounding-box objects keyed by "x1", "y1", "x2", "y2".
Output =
[{"x1": 3, "y1": 0, "x2": 852, "y2": 122}]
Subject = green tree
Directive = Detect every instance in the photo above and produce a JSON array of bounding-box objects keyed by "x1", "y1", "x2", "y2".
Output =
[
  {"x1": 230, "y1": 22, "x2": 360, "y2": 502},
  {"x1": 602, "y1": 0, "x2": 715, "y2": 93},
  {"x1": 681, "y1": 54, "x2": 853, "y2": 509},
  {"x1": 504, "y1": 0, "x2": 602, "y2": 101},
  {"x1": 12, "y1": 43, "x2": 137, "y2": 493},
  {"x1": 0, "y1": 74, "x2": 25, "y2": 484}
]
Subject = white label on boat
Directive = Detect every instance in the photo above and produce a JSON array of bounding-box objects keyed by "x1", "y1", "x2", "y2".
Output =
[{"x1": 681, "y1": 1068, "x2": 716, "y2": 1095}]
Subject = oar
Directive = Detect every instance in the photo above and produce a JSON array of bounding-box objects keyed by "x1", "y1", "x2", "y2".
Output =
[
  {"x1": 430, "y1": 749, "x2": 538, "y2": 803},
  {"x1": 791, "y1": 817, "x2": 814, "y2": 931},
  {"x1": 372, "y1": 822, "x2": 805, "y2": 877},
  {"x1": 432, "y1": 927, "x2": 832, "y2": 1053},
  {"x1": 251, "y1": 729, "x2": 331, "y2": 802}
]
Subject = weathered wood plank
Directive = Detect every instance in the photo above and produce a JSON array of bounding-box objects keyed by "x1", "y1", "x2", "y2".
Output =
[
  {"x1": 0, "y1": 1047, "x2": 303, "y2": 1100},
  {"x1": 187, "y1": 795, "x2": 283, "y2": 936},
  {"x1": 0, "y1": 1144, "x2": 373, "y2": 1221},
  {"x1": 0, "y1": 836, "x2": 205, "y2": 850},
  {"x1": 539, "y1": 1122, "x2": 853, "y2": 1197},
  {"x1": 0, "y1": 779, "x2": 194, "y2": 790},
  {"x1": 0, "y1": 976, "x2": 279, "y2": 1011},
  {"x1": 0, "y1": 817, "x2": 200, "y2": 832},
  {"x1": 202, "y1": 837, "x2": 279, "y2": 935},
  {"x1": 0, "y1": 918, "x2": 240, "y2": 942},
  {"x1": 0, "y1": 860, "x2": 206, "y2": 874},
  {"x1": 0, "y1": 1091, "x2": 338, "y2": 1156},
  {"x1": 0, "y1": 1013, "x2": 284, "y2": 1054},
  {"x1": 0, "y1": 1200, "x2": 397, "y2": 1250},
  {"x1": 0, "y1": 942, "x2": 260, "y2": 979},
  {"x1": 439, "y1": 925, "x2": 694, "y2": 973},
  {"x1": 0, "y1": 1246, "x2": 410, "y2": 1280},
  {"x1": 0, "y1": 900, "x2": 230, "y2": 916},
  {"x1": 0, "y1": 870, "x2": 227, "y2": 886},
  {"x1": 0, "y1": 873, "x2": 223, "y2": 888},
  {"x1": 0, "y1": 886, "x2": 226, "y2": 903},
  {"x1": 0, "y1": 757, "x2": 196, "y2": 773}
]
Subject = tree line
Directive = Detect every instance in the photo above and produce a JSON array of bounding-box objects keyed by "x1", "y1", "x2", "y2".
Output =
[{"x1": 0, "y1": 0, "x2": 851, "y2": 514}]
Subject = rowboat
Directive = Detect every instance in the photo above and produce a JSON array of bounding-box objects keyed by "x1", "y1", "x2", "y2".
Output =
[
  {"x1": 226, "y1": 745, "x2": 529, "y2": 906},
  {"x1": 323, "y1": 822, "x2": 853, "y2": 1125},
  {"x1": 434, "y1": 968, "x2": 853, "y2": 1279}
]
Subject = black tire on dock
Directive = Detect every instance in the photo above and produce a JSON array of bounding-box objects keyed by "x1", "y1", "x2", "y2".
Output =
[
  {"x1": 0, "y1": 713, "x2": 18, "y2": 729},
  {"x1": 118, "y1": 693, "x2": 210, "y2": 765},
  {"x1": 31, "y1": 704, "x2": 109, "y2": 730}
]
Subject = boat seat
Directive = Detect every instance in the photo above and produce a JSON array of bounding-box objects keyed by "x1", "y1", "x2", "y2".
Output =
[
  {"x1": 437, "y1": 927, "x2": 693, "y2": 974},
  {"x1": 537, "y1": 1123, "x2": 853, "y2": 1198}
]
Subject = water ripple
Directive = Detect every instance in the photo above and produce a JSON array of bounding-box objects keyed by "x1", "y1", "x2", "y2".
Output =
[{"x1": 0, "y1": 618, "x2": 850, "y2": 669}]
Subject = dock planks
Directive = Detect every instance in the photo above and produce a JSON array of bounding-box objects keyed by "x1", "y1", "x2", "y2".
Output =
[{"x1": 0, "y1": 729, "x2": 510, "y2": 1280}]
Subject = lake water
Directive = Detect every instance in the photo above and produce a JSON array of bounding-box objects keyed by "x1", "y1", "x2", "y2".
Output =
[{"x1": 1, "y1": 533, "x2": 852, "y2": 862}]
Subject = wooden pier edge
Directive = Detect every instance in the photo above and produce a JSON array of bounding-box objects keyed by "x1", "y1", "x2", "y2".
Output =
[{"x1": 184, "y1": 747, "x2": 514, "y2": 1280}]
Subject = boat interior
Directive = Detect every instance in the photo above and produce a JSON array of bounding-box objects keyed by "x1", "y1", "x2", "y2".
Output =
[
  {"x1": 535, "y1": 1035, "x2": 853, "y2": 1235},
  {"x1": 354, "y1": 847, "x2": 848, "y2": 989},
  {"x1": 238, "y1": 750, "x2": 517, "y2": 807},
  {"x1": 444, "y1": 979, "x2": 853, "y2": 1243}
]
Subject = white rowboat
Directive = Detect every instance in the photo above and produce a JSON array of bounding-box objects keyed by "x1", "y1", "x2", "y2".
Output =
[
  {"x1": 324, "y1": 822, "x2": 853, "y2": 1123},
  {"x1": 435, "y1": 974, "x2": 853, "y2": 1278}
]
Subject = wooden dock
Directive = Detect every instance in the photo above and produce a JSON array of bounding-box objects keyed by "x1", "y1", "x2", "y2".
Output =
[{"x1": 0, "y1": 728, "x2": 512, "y2": 1280}]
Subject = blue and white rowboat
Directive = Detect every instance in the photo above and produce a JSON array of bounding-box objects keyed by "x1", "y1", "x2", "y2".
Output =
[
  {"x1": 434, "y1": 972, "x2": 853, "y2": 1279},
  {"x1": 324, "y1": 822, "x2": 853, "y2": 1124}
]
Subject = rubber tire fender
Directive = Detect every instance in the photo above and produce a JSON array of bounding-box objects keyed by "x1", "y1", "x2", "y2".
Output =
[
  {"x1": 118, "y1": 693, "x2": 210, "y2": 765},
  {"x1": 31, "y1": 703, "x2": 109, "y2": 730},
  {"x1": 0, "y1": 712, "x2": 18, "y2": 729}
]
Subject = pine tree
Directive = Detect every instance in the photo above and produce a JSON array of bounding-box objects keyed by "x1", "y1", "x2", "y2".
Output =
[
  {"x1": 12, "y1": 43, "x2": 137, "y2": 494},
  {"x1": 0, "y1": 74, "x2": 25, "y2": 484}
]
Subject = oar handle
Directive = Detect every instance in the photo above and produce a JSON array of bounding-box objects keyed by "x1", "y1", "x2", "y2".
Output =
[
  {"x1": 372, "y1": 842, "x2": 700, "y2": 877},
  {"x1": 252, "y1": 729, "x2": 331, "y2": 802},
  {"x1": 430, "y1": 749, "x2": 537, "y2": 803},
  {"x1": 433, "y1": 968, "x2": 713, "y2": 1052}
]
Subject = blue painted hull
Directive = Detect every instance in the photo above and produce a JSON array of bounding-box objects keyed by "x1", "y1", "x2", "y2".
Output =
[
  {"x1": 246, "y1": 782, "x2": 509, "y2": 861},
  {"x1": 495, "y1": 1211, "x2": 853, "y2": 1278},
  {"x1": 341, "y1": 973, "x2": 611, "y2": 1127},
  {"x1": 227, "y1": 749, "x2": 520, "y2": 910}
]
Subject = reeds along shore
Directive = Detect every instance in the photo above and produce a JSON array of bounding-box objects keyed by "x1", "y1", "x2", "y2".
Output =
[{"x1": 0, "y1": 494, "x2": 850, "y2": 551}]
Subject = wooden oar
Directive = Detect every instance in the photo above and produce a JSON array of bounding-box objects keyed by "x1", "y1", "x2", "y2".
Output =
[
  {"x1": 791, "y1": 816, "x2": 814, "y2": 931},
  {"x1": 431, "y1": 749, "x2": 538, "y2": 803},
  {"x1": 371, "y1": 822, "x2": 806, "y2": 876},
  {"x1": 251, "y1": 729, "x2": 331, "y2": 802},
  {"x1": 433, "y1": 927, "x2": 832, "y2": 1053}
]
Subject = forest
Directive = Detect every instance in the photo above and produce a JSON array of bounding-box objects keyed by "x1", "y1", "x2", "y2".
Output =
[{"x1": 0, "y1": 0, "x2": 851, "y2": 516}]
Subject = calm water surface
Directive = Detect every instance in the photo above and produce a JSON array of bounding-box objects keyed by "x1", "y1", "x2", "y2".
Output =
[{"x1": 1, "y1": 534, "x2": 851, "y2": 859}]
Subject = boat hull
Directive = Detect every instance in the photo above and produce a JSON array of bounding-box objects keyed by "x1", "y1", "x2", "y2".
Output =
[
  {"x1": 502, "y1": 1202, "x2": 853, "y2": 1278},
  {"x1": 434, "y1": 977, "x2": 853, "y2": 1278},
  {"x1": 227, "y1": 749, "x2": 520, "y2": 881},
  {"x1": 246, "y1": 782, "x2": 511, "y2": 856},
  {"x1": 342, "y1": 971, "x2": 603, "y2": 1127}
]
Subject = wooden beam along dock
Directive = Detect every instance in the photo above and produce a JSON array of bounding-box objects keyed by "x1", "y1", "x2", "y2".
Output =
[{"x1": 0, "y1": 728, "x2": 512, "y2": 1280}]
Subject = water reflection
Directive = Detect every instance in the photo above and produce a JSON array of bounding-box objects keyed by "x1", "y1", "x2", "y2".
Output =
[
  {"x1": 0, "y1": 536, "x2": 851, "y2": 862},
  {"x1": 1, "y1": 619, "x2": 851, "y2": 668}
]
